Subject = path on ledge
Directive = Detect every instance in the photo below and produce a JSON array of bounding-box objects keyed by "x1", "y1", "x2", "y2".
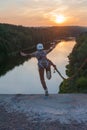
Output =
[{"x1": 0, "y1": 94, "x2": 87, "y2": 130}]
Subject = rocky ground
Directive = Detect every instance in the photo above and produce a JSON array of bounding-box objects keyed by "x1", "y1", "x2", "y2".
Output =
[{"x1": 0, "y1": 94, "x2": 87, "y2": 130}]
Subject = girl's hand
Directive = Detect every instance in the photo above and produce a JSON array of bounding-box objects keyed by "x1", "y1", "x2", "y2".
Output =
[
  {"x1": 20, "y1": 52, "x2": 27, "y2": 56},
  {"x1": 53, "y1": 64, "x2": 57, "y2": 69}
]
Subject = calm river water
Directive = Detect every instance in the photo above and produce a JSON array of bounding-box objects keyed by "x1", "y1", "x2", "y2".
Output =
[{"x1": 0, "y1": 40, "x2": 76, "y2": 94}]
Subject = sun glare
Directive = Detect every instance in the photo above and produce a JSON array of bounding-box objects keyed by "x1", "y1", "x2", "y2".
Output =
[{"x1": 55, "y1": 15, "x2": 66, "y2": 24}]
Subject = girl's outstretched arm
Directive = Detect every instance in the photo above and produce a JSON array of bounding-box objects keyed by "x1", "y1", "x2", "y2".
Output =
[
  {"x1": 20, "y1": 51, "x2": 36, "y2": 57},
  {"x1": 45, "y1": 43, "x2": 56, "y2": 54},
  {"x1": 20, "y1": 52, "x2": 28, "y2": 56}
]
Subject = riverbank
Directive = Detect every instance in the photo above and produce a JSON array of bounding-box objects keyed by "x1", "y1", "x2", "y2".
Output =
[
  {"x1": 0, "y1": 94, "x2": 87, "y2": 130},
  {"x1": 59, "y1": 32, "x2": 87, "y2": 93}
]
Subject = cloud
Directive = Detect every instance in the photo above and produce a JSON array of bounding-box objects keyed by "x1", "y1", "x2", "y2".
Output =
[{"x1": 0, "y1": 0, "x2": 87, "y2": 26}]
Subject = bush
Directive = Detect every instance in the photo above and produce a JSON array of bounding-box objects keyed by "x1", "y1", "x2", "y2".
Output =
[{"x1": 76, "y1": 77, "x2": 87, "y2": 87}]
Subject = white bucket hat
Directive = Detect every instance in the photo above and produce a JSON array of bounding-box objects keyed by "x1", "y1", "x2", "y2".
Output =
[{"x1": 36, "y1": 43, "x2": 44, "y2": 50}]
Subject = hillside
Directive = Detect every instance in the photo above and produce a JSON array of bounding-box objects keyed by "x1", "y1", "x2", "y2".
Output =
[
  {"x1": 59, "y1": 32, "x2": 87, "y2": 93},
  {"x1": 0, "y1": 23, "x2": 87, "y2": 58}
]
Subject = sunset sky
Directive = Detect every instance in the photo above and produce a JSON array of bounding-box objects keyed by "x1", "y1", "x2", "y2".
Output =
[{"x1": 0, "y1": 0, "x2": 87, "y2": 27}]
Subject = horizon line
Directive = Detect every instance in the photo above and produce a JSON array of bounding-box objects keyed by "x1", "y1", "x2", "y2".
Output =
[{"x1": 0, "y1": 22, "x2": 87, "y2": 28}]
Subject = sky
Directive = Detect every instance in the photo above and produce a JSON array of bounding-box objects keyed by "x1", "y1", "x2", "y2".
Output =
[{"x1": 0, "y1": 0, "x2": 87, "y2": 27}]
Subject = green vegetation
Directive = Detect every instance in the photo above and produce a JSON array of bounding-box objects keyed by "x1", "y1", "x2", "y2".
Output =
[
  {"x1": 0, "y1": 23, "x2": 87, "y2": 78},
  {"x1": 0, "y1": 23, "x2": 86, "y2": 58},
  {"x1": 59, "y1": 32, "x2": 87, "y2": 93}
]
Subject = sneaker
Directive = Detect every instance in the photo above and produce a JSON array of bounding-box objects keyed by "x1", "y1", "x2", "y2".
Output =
[
  {"x1": 46, "y1": 71, "x2": 51, "y2": 80},
  {"x1": 45, "y1": 90, "x2": 49, "y2": 96}
]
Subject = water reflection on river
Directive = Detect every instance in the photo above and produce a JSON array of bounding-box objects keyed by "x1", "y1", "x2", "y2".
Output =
[{"x1": 0, "y1": 40, "x2": 76, "y2": 94}]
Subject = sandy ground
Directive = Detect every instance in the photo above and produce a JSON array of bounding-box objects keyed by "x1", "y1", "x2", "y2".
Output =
[{"x1": 0, "y1": 94, "x2": 87, "y2": 130}]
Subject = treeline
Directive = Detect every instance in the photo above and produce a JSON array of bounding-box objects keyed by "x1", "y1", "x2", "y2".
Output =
[
  {"x1": 59, "y1": 32, "x2": 87, "y2": 93},
  {"x1": 0, "y1": 23, "x2": 87, "y2": 57}
]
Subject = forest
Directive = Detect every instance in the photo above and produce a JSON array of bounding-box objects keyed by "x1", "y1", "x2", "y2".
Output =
[
  {"x1": 59, "y1": 32, "x2": 87, "y2": 93},
  {"x1": 0, "y1": 23, "x2": 87, "y2": 59},
  {"x1": 0, "y1": 24, "x2": 87, "y2": 79}
]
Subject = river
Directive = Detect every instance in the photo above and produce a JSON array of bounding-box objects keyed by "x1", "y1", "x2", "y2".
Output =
[{"x1": 0, "y1": 40, "x2": 76, "y2": 94}]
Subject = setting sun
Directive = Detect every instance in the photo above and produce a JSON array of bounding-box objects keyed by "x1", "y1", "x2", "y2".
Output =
[{"x1": 55, "y1": 15, "x2": 66, "y2": 24}]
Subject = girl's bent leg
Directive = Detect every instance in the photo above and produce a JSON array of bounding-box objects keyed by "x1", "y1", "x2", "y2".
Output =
[{"x1": 46, "y1": 66, "x2": 51, "y2": 80}]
